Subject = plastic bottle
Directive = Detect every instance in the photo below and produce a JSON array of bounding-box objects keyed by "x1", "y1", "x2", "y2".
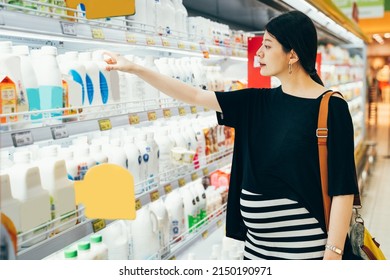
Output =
[
  {"x1": 164, "y1": 189, "x2": 184, "y2": 243},
  {"x1": 145, "y1": 130, "x2": 159, "y2": 189},
  {"x1": 179, "y1": 185, "x2": 198, "y2": 233},
  {"x1": 32, "y1": 46, "x2": 63, "y2": 117},
  {"x1": 77, "y1": 241, "x2": 94, "y2": 260},
  {"x1": 149, "y1": 198, "x2": 170, "y2": 258},
  {"x1": 63, "y1": 247, "x2": 78, "y2": 260},
  {"x1": 172, "y1": 0, "x2": 188, "y2": 38},
  {"x1": 90, "y1": 234, "x2": 109, "y2": 260},
  {"x1": 154, "y1": 127, "x2": 174, "y2": 184},
  {"x1": 101, "y1": 220, "x2": 129, "y2": 260},
  {"x1": 107, "y1": 138, "x2": 128, "y2": 169},
  {"x1": 71, "y1": 144, "x2": 96, "y2": 180},
  {"x1": 193, "y1": 180, "x2": 207, "y2": 226},
  {"x1": 123, "y1": 135, "x2": 142, "y2": 194},
  {"x1": 0, "y1": 41, "x2": 28, "y2": 122},
  {"x1": 58, "y1": 147, "x2": 79, "y2": 181},
  {"x1": 143, "y1": 56, "x2": 160, "y2": 110},
  {"x1": 89, "y1": 143, "x2": 108, "y2": 165},
  {"x1": 12, "y1": 45, "x2": 41, "y2": 120},
  {"x1": 78, "y1": 52, "x2": 102, "y2": 106},
  {"x1": 8, "y1": 150, "x2": 51, "y2": 247},
  {"x1": 125, "y1": 0, "x2": 147, "y2": 31},
  {"x1": 37, "y1": 145, "x2": 77, "y2": 233},
  {"x1": 0, "y1": 173, "x2": 22, "y2": 235},
  {"x1": 135, "y1": 132, "x2": 150, "y2": 192}
]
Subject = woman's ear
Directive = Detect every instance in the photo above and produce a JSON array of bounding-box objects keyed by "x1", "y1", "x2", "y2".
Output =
[{"x1": 289, "y1": 50, "x2": 299, "y2": 64}]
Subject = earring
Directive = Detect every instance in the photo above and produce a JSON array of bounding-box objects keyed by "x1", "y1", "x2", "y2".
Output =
[{"x1": 288, "y1": 63, "x2": 292, "y2": 74}]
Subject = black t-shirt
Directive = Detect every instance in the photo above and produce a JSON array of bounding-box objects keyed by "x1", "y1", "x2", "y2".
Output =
[{"x1": 215, "y1": 86, "x2": 359, "y2": 241}]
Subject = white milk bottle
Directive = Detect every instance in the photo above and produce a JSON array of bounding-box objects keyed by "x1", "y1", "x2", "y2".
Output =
[
  {"x1": 192, "y1": 119, "x2": 207, "y2": 166},
  {"x1": 154, "y1": 127, "x2": 173, "y2": 184},
  {"x1": 58, "y1": 147, "x2": 79, "y2": 181},
  {"x1": 135, "y1": 133, "x2": 150, "y2": 192},
  {"x1": 92, "y1": 50, "x2": 120, "y2": 104},
  {"x1": 107, "y1": 138, "x2": 127, "y2": 169},
  {"x1": 179, "y1": 185, "x2": 198, "y2": 233},
  {"x1": 101, "y1": 220, "x2": 129, "y2": 260},
  {"x1": 58, "y1": 51, "x2": 87, "y2": 106},
  {"x1": 123, "y1": 135, "x2": 142, "y2": 195},
  {"x1": 37, "y1": 145, "x2": 77, "y2": 233},
  {"x1": 193, "y1": 180, "x2": 207, "y2": 226},
  {"x1": 172, "y1": 0, "x2": 188, "y2": 38},
  {"x1": 154, "y1": 57, "x2": 174, "y2": 107},
  {"x1": 78, "y1": 52, "x2": 102, "y2": 106},
  {"x1": 61, "y1": 72, "x2": 83, "y2": 116},
  {"x1": 33, "y1": 46, "x2": 63, "y2": 117},
  {"x1": 164, "y1": 189, "x2": 184, "y2": 243},
  {"x1": 0, "y1": 41, "x2": 28, "y2": 122},
  {"x1": 0, "y1": 173, "x2": 22, "y2": 236},
  {"x1": 12, "y1": 45, "x2": 41, "y2": 120},
  {"x1": 8, "y1": 150, "x2": 51, "y2": 247},
  {"x1": 77, "y1": 241, "x2": 94, "y2": 260},
  {"x1": 127, "y1": 205, "x2": 160, "y2": 259},
  {"x1": 71, "y1": 144, "x2": 96, "y2": 180},
  {"x1": 143, "y1": 56, "x2": 160, "y2": 110},
  {"x1": 145, "y1": 130, "x2": 159, "y2": 189},
  {"x1": 90, "y1": 234, "x2": 109, "y2": 260},
  {"x1": 89, "y1": 143, "x2": 108, "y2": 165},
  {"x1": 125, "y1": 0, "x2": 147, "y2": 32},
  {"x1": 149, "y1": 198, "x2": 170, "y2": 258}
]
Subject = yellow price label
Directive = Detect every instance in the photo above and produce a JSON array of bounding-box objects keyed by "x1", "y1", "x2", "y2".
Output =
[
  {"x1": 190, "y1": 106, "x2": 197, "y2": 114},
  {"x1": 178, "y1": 178, "x2": 186, "y2": 187},
  {"x1": 169, "y1": 256, "x2": 176, "y2": 260},
  {"x1": 163, "y1": 108, "x2": 172, "y2": 118},
  {"x1": 129, "y1": 114, "x2": 140, "y2": 125},
  {"x1": 202, "y1": 230, "x2": 209, "y2": 239},
  {"x1": 146, "y1": 36, "x2": 156, "y2": 45},
  {"x1": 150, "y1": 190, "x2": 160, "y2": 202},
  {"x1": 135, "y1": 199, "x2": 142, "y2": 211},
  {"x1": 91, "y1": 28, "x2": 105, "y2": 40},
  {"x1": 208, "y1": 47, "x2": 215, "y2": 54},
  {"x1": 190, "y1": 44, "x2": 198, "y2": 51},
  {"x1": 232, "y1": 49, "x2": 238, "y2": 56},
  {"x1": 164, "y1": 184, "x2": 173, "y2": 194},
  {"x1": 126, "y1": 33, "x2": 137, "y2": 44},
  {"x1": 161, "y1": 38, "x2": 170, "y2": 47},
  {"x1": 98, "y1": 119, "x2": 112, "y2": 131},
  {"x1": 202, "y1": 51, "x2": 210, "y2": 59},
  {"x1": 147, "y1": 111, "x2": 157, "y2": 121},
  {"x1": 92, "y1": 219, "x2": 106, "y2": 233},
  {"x1": 178, "y1": 107, "x2": 186, "y2": 116},
  {"x1": 191, "y1": 172, "x2": 199, "y2": 181},
  {"x1": 217, "y1": 220, "x2": 223, "y2": 228},
  {"x1": 177, "y1": 41, "x2": 186, "y2": 49},
  {"x1": 204, "y1": 107, "x2": 210, "y2": 112},
  {"x1": 202, "y1": 167, "x2": 209, "y2": 176}
]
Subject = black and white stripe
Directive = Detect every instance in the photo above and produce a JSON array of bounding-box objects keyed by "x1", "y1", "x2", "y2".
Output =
[{"x1": 240, "y1": 189, "x2": 327, "y2": 260}]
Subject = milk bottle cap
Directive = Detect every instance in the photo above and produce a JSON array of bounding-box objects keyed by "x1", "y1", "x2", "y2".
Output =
[
  {"x1": 64, "y1": 248, "x2": 78, "y2": 259},
  {"x1": 90, "y1": 234, "x2": 103, "y2": 243},
  {"x1": 78, "y1": 241, "x2": 91, "y2": 251}
]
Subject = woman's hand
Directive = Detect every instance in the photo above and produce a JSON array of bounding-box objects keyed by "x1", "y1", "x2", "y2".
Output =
[{"x1": 103, "y1": 51, "x2": 137, "y2": 73}]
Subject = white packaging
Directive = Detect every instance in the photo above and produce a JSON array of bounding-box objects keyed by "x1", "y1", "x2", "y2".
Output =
[
  {"x1": 123, "y1": 135, "x2": 142, "y2": 194},
  {"x1": 164, "y1": 189, "x2": 184, "y2": 243},
  {"x1": 90, "y1": 234, "x2": 109, "y2": 260},
  {"x1": 101, "y1": 220, "x2": 129, "y2": 260}
]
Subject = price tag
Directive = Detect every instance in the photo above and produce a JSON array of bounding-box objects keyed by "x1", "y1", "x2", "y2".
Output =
[
  {"x1": 177, "y1": 41, "x2": 186, "y2": 49},
  {"x1": 135, "y1": 199, "x2": 142, "y2": 211},
  {"x1": 50, "y1": 125, "x2": 69, "y2": 140},
  {"x1": 147, "y1": 111, "x2": 157, "y2": 121},
  {"x1": 169, "y1": 256, "x2": 176, "y2": 260},
  {"x1": 161, "y1": 37, "x2": 171, "y2": 47},
  {"x1": 60, "y1": 21, "x2": 77, "y2": 36},
  {"x1": 91, "y1": 219, "x2": 106, "y2": 233},
  {"x1": 202, "y1": 230, "x2": 209, "y2": 239},
  {"x1": 178, "y1": 107, "x2": 186, "y2": 116},
  {"x1": 11, "y1": 131, "x2": 34, "y2": 147},
  {"x1": 146, "y1": 36, "x2": 156, "y2": 45},
  {"x1": 217, "y1": 220, "x2": 223, "y2": 228},
  {"x1": 202, "y1": 167, "x2": 209, "y2": 176},
  {"x1": 208, "y1": 46, "x2": 215, "y2": 54},
  {"x1": 191, "y1": 172, "x2": 199, "y2": 181},
  {"x1": 203, "y1": 107, "x2": 210, "y2": 112},
  {"x1": 163, "y1": 108, "x2": 171, "y2": 118},
  {"x1": 91, "y1": 27, "x2": 105, "y2": 40},
  {"x1": 190, "y1": 106, "x2": 197, "y2": 114},
  {"x1": 126, "y1": 33, "x2": 137, "y2": 44},
  {"x1": 202, "y1": 50, "x2": 210, "y2": 59},
  {"x1": 190, "y1": 43, "x2": 198, "y2": 51},
  {"x1": 98, "y1": 119, "x2": 112, "y2": 131},
  {"x1": 164, "y1": 184, "x2": 173, "y2": 194},
  {"x1": 150, "y1": 190, "x2": 160, "y2": 202},
  {"x1": 215, "y1": 48, "x2": 222, "y2": 55},
  {"x1": 129, "y1": 114, "x2": 140, "y2": 125},
  {"x1": 178, "y1": 178, "x2": 186, "y2": 187}
]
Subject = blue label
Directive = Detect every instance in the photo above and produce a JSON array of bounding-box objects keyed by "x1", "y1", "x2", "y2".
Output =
[
  {"x1": 99, "y1": 71, "x2": 109, "y2": 104},
  {"x1": 143, "y1": 154, "x2": 149, "y2": 163},
  {"x1": 85, "y1": 74, "x2": 94, "y2": 105},
  {"x1": 69, "y1": 69, "x2": 85, "y2": 105}
]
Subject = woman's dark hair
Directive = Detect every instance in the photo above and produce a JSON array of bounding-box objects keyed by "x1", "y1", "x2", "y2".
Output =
[{"x1": 265, "y1": 10, "x2": 324, "y2": 86}]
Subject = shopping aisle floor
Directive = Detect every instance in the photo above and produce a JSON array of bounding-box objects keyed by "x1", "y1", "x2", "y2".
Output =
[{"x1": 361, "y1": 101, "x2": 390, "y2": 259}]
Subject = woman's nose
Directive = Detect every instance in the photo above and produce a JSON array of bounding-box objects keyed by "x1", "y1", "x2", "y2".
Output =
[{"x1": 256, "y1": 49, "x2": 263, "y2": 58}]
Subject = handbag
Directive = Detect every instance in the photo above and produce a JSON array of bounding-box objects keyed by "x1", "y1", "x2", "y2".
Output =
[{"x1": 317, "y1": 90, "x2": 386, "y2": 260}]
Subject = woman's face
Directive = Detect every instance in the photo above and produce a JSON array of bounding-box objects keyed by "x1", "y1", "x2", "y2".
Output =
[{"x1": 256, "y1": 31, "x2": 290, "y2": 77}]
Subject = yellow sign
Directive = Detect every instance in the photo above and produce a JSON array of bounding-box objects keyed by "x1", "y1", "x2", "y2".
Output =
[
  {"x1": 178, "y1": 178, "x2": 186, "y2": 187},
  {"x1": 150, "y1": 190, "x2": 160, "y2": 202},
  {"x1": 129, "y1": 114, "x2": 140, "y2": 125},
  {"x1": 163, "y1": 109, "x2": 172, "y2": 118},
  {"x1": 147, "y1": 111, "x2": 157, "y2": 121},
  {"x1": 178, "y1": 107, "x2": 186, "y2": 116},
  {"x1": 91, "y1": 27, "x2": 105, "y2": 40},
  {"x1": 92, "y1": 219, "x2": 106, "y2": 233},
  {"x1": 74, "y1": 164, "x2": 136, "y2": 220},
  {"x1": 191, "y1": 172, "x2": 199, "y2": 181},
  {"x1": 202, "y1": 167, "x2": 209, "y2": 176},
  {"x1": 164, "y1": 184, "x2": 173, "y2": 194},
  {"x1": 98, "y1": 119, "x2": 112, "y2": 131},
  {"x1": 65, "y1": 0, "x2": 135, "y2": 19},
  {"x1": 135, "y1": 199, "x2": 142, "y2": 211}
]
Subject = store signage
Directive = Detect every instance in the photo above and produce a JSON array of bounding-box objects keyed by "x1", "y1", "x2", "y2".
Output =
[
  {"x1": 91, "y1": 27, "x2": 105, "y2": 40},
  {"x1": 147, "y1": 111, "x2": 157, "y2": 121},
  {"x1": 178, "y1": 107, "x2": 186, "y2": 116},
  {"x1": 65, "y1": 0, "x2": 135, "y2": 19},
  {"x1": 11, "y1": 131, "x2": 34, "y2": 147},
  {"x1": 190, "y1": 106, "x2": 197, "y2": 114},
  {"x1": 333, "y1": 0, "x2": 384, "y2": 19},
  {"x1": 51, "y1": 125, "x2": 69, "y2": 140},
  {"x1": 98, "y1": 119, "x2": 112, "y2": 131},
  {"x1": 191, "y1": 172, "x2": 199, "y2": 181},
  {"x1": 91, "y1": 219, "x2": 106, "y2": 233},
  {"x1": 149, "y1": 190, "x2": 160, "y2": 202},
  {"x1": 135, "y1": 199, "x2": 142, "y2": 211},
  {"x1": 164, "y1": 184, "x2": 173, "y2": 194},
  {"x1": 178, "y1": 178, "x2": 186, "y2": 187},
  {"x1": 60, "y1": 22, "x2": 77, "y2": 36},
  {"x1": 163, "y1": 108, "x2": 172, "y2": 118},
  {"x1": 128, "y1": 114, "x2": 140, "y2": 125}
]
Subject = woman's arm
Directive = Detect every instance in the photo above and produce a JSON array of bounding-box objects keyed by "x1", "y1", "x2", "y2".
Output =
[
  {"x1": 104, "y1": 52, "x2": 221, "y2": 112},
  {"x1": 323, "y1": 194, "x2": 354, "y2": 260}
]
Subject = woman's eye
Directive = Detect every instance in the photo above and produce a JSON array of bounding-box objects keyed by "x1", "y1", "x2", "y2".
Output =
[{"x1": 264, "y1": 45, "x2": 270, "y2": 49}]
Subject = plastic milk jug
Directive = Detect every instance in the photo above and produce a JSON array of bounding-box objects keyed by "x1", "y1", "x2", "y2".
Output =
[
  {"x1": 8, "y1": 150, "x2": 51, "y2": 247},
  {"x1": 90, "y1": 234, "x2": 109, "y2": 260},
  {"x1": 179, "y1": 185, "x2": 198, "y2": 233},
  {"x1": 149, "y1": 198, "x2": 170, "y2": 258},
  {"x1": 0, "y1": 173, "x2": 22, "y2": 235},
  {"x1": 164, "y1": 189, "x2": 184, "y2": 243},
  {"x1": 101, "y1": 220, "x2": 129, "y2": 260},
  {"x1": 153, "y1": 127, "x2": 174, "y2": 184},
  {"x1": 123, "y1": 135, "x2": 142, "y2": 195},
  {"x1": 78, "y1": 52, "x2": 102, "y2": 106}
]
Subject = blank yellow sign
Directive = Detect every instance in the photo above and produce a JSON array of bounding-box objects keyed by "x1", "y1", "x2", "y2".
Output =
[
  {"x1": 66, "y1": 0, "x2": 135, "y2": 19},
  {"x1": 74, "y1": 164, "x2": 136, "y2": 220}
]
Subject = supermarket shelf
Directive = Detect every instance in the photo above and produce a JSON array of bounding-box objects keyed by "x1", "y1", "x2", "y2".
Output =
[
  {"x1": 0, "y1": 102, "x2": 213, "y2": 149},
  {"x1": 16, "y1": 147, "x2": 233, "y2": 260}
]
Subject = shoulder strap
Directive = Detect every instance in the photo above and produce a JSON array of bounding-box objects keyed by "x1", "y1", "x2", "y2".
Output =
[{"x1": 317, "y1": 90, "x2": 362, "y2": 231}]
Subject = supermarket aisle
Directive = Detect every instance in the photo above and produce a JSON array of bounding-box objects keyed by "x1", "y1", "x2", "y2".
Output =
[{"x1": 360, "y1": 101, "x2": 390, "y2": 259}]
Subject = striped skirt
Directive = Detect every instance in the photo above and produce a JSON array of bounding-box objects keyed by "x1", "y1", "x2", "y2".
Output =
[{"x1": 240, "y1": 189, "x2": 327, "y2": 260}]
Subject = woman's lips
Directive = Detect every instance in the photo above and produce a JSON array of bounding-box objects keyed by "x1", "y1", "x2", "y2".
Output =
[{"x1": 259, "y1": 63, "x2": 266, "y2": 67}]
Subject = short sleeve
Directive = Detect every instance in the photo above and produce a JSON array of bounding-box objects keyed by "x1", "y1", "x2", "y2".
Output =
[
  {"x1": 327, "y1": 97, "x2": 359, "y2": 196},
  {"x1": 215, "y1": 88, "x2": 256, "y2": 128}
]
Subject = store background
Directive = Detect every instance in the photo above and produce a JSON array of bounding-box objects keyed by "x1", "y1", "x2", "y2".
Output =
[{"x1": 0, "y1": 0, "x2": 389, "y2": 260}]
